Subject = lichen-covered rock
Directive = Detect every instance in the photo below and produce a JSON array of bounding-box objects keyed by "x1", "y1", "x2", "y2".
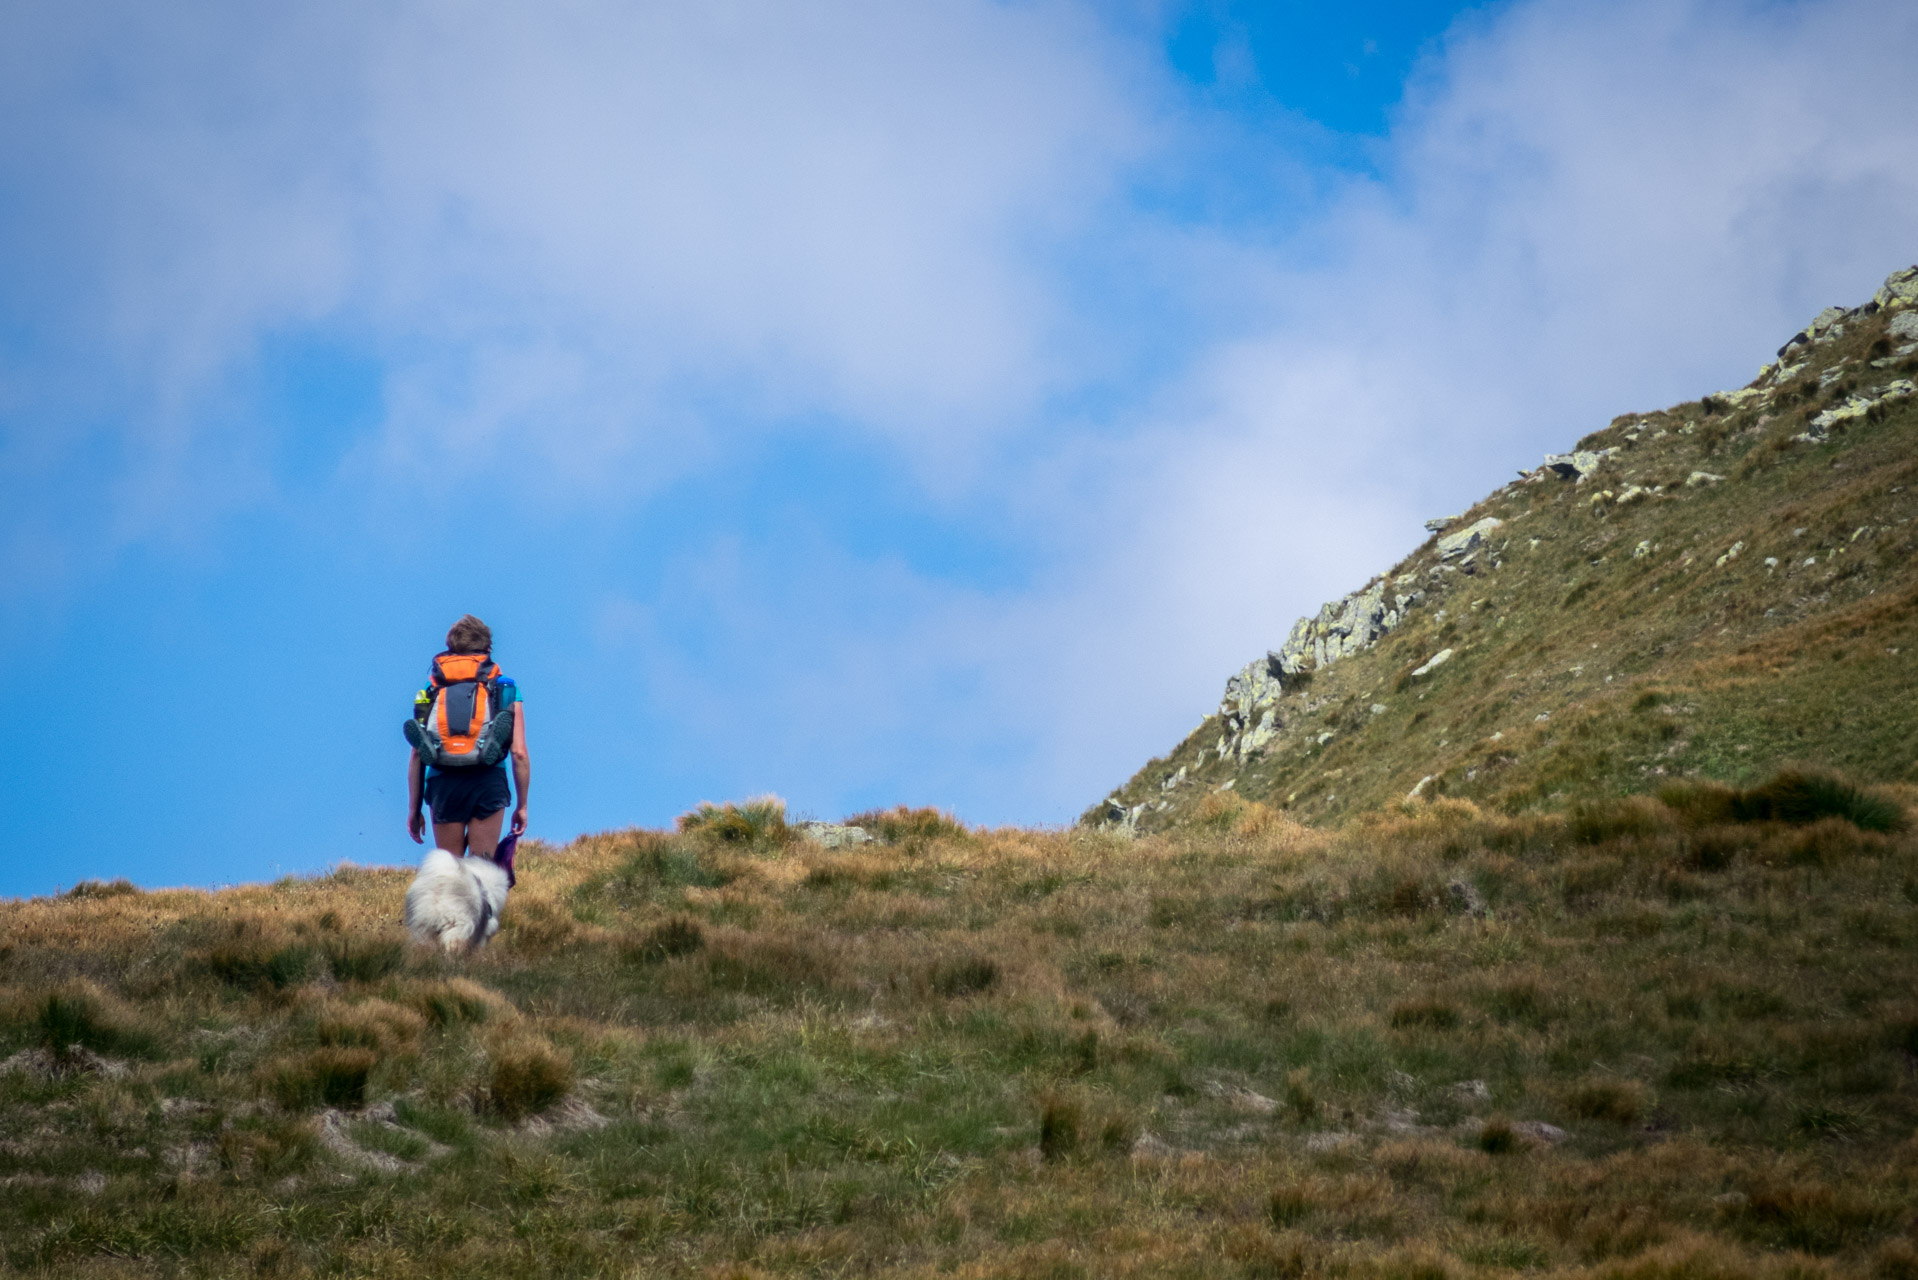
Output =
[
  {"x1": 1541, "y1": 449, "x2": 1614, "y2": 482},
  {"x1": 1208, "y1": 576, "x2": 1427, "y2": 762},
  {"x1": 1795, "y1": 380, "x2": 1917, "y2": 442},
  {"x1": 1237, "y1": 709, "x2": 1279, "y2": 760},
  {"x1": 1889, "y1": 311, "x2": 1918, "y2": 342},
  {"x1": 1220, "y1": 654, "x2": 1285, "y2": 720},
  {"x1": 1275, "y1": 579, "x2": 1422, "y2": 676},
  {"x1": 796, "y1": 822, "x2": 875, "y2": 849},
  {"x1": 1779, "y1": 305, "x2": 1852, "y2": 358},
  {"x1": 1437, "y1": 517, "x2": 1503, "y2": 560},
  {"x1": 1096, "y1": 798, "x2": 1147, "y2": 835},
  {"x1": 1873, "y1": 266, "x2": 1918, "y2": 312}
]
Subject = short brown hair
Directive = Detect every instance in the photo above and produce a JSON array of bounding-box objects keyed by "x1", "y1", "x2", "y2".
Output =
[{"x1": 446, "y1": 614, "x2": 492, "y2": 654}]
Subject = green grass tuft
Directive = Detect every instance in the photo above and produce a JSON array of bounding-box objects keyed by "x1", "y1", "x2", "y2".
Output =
[
  {"x1": 484, "y1": 1035, "x2": 573, "y2": 1120},
  {"x1": 623, "y1": 915, "x2": 706, "y2": 964},
  {"x1": 63, "y1": 878, "x2": 141, "y2": 899},
  {"x1": 1038, "y1": 1094, "x2": 1080, "y2": 1162},
  {"x1": 678, "y1": 795, "x2": 794, "y2": 851},
  {"x1": 1734, "y1": 768, "x2": 1908, "y2": 832},
  {"x1": 1477, "y1": 1117, "x2": 1518, "y2": 1154},
  {"x1": 930, "y1": 955, "x2": 999, "y2": 997},
  {"x1": 263, "y1": 1047, "x2": 378, "y2": 1109},
  {"x1": 323, "y1": 933, "x2": 406, "y2": 983},
  {"x1": 844, "y1": 805, "x2": 969, "y2": 845},
  {"x1": 37, "y1": 981, "x2": 159, "y2": 1059}
]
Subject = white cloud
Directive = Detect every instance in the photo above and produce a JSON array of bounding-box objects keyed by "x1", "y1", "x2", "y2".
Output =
[
  {"x1": 3, "y1": 0, "x2": 1915, "y2": 834},
  {"x1": 0, "y1": 0, "x2": 1154, "y2": 521}
]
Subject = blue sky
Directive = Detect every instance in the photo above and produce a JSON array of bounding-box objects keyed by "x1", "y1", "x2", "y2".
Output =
[{"x1": 3, "y1": 0, "x2": 1915, "y2": 898}]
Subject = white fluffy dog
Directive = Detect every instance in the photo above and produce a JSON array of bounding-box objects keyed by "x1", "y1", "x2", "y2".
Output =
[{"x1": 404, "y1": 849, "x2": 510, "y2": 953}]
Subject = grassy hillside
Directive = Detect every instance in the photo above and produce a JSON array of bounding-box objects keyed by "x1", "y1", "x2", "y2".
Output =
[
  {"x1": 6, "y1": 793, "x2": 1918, "y2": 1277},
  {"x1": 1094, "y1": 269, "x2": 1918, "y2": 832}
]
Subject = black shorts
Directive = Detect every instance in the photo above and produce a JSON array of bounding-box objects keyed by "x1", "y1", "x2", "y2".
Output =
[{"x1": 425, "y1": 766, "x2": 510, "y2": 825}]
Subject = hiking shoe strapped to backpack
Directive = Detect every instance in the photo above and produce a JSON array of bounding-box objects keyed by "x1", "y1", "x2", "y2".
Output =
[{"x1": 403, "y1": 652, "x2": 517, "y2": 768}]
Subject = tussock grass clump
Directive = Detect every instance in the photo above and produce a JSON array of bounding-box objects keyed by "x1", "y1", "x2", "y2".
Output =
[
  {"x1": 395, "y1": 977, "x2": 512, "y2": 1026},
  {"x1": 1562, "y1": 1077, "x2": 1651, "y2": 1124},
  {"x1": 1269, "y1": 1182, "x2": 1318, "y2": 1228},
  {"x1": 845, "y1": 804, "x2": 968, "y2": 845},
  {"x1": 483, "y1": 1033, "x2": 573, "y2": 1120},
  {"x1": 1477, "y1": 1117, "x2": 1519, "y2": 1154},
  {"x1": 1682, "y1": 828, "x2": 1742, "y2": 872},
  {"x1": 604, "y1": 834, "x2": 736, "y2": 892},
  {"x1": 1483, "y1": 978, "x2": 1556, "y2": 1029},
  {"x1": 678, "y1": 795, "x2": 794, "y2": 851},
  {"x1": 930, "y1": 954, "x2": 999, "y2": 997},
  {"x1": 1037, "y1": 1093, "x2": 1081, "y2": 1161},
  {"x1": 1191, "y1": 791, "x2": 1306, "y2": 840},
  {"x1": 621, "y1": 915, "x2": 705, "y2": 965},
  {"x1": 1390, "y1": 998, "x2": 1462, "y2": 1031},
  {"x1": 1787, "y1": 817, "x2": 1889, "y2": 865},
  {"x1": 1570, "y1": 796, "x2": 1675, "y2": 845},
  {"x1": 321, "y1": 931, "x2": 406, "y2": 983},
  {"x1": 312, "y1": 998, "x2": 425, "y2": 1056},
  {"x1": 702, "y1": 931, "x2": 846, "y2": 1000},
  {"x1": 37, "y1": 980, "x2": 159, "y2": 1060},
  {"x1": 801, "y1": 852, "x2": 898, "y2": 890},
  {"x1": 1737, "y1": 769, "x2": 1908, "y2": 832},
  {"x1": 64, "y1": 878, "x2": 141, "y2": 899},
  {"x1": 204, "y1": 918, "x2": 322, "y2": 991},
  {"x1": 263, "y1": 1046, "x2": 378, "y2": 1109},
  {"x1": 215, "y1": 1115, "x2": 322, "y2": 1180},
  {"x1": 1283, "y1": 1067, "x2": 1320, "y2": 1124},
  {"x1": 1736, "y1": 1177, "x2": 1897, "y2": 1254},
  {"x1": 1662, "y1": 768, "x2": 1908, "y2": 833},
  {"x1": 499, "y1": 896, "x2": 580, "y2": 955}
]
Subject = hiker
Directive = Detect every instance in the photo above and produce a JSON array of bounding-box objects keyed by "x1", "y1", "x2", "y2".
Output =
[{"x1": 405, "y1": 615, "x2": 530, "y2": 865}]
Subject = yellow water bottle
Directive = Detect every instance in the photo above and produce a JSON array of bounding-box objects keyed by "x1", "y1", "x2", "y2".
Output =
[{"x1": 413, "y1": 689, "x2": 431, "y2": 723}]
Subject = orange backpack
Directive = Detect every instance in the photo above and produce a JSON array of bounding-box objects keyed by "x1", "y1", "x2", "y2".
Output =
[{"x1": 403, "y1": 652, "x2": 516, "y2": 768}]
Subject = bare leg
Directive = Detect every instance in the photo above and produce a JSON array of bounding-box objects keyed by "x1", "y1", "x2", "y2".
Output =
[
  {"x1": 432, "y1": 822, "x2": 467, "y2": 854},
  {"x1": 462, "y1": 809, "x2": 506, "y2": 859}
]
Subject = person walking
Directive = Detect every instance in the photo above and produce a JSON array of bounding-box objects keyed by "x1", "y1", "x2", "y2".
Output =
[{"x1": 405, "y1": 615, "x2": 529, "y2": 863}]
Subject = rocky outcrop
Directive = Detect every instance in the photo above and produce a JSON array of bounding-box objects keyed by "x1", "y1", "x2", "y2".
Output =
[
  {"x1": 1873, "y1": 266, "x2": 1918, "y2": 313},
  {"x1": 1209, "y1": 575, "x2": 1427, "y2": 764},
  {"x1": 1795, "y1": 379, "x2": 1917, "y2": 443},
  {"x1": 1775, "y1": 265, "x2": 1918, "y2": 362},
  {"x1": 1540, "y1": 449, "x2": 1614, "y2": 482},
  {"x1": 796, "y1": 821, "x2": 875, "y2": 849},
  {"x1": 1221, "y1": 655, "x2": 1285, "y2": 721},
  {"x1": 1216, "y1": 655, "x2": 1284, "y2": 763},
  {"x1": 1277, "y1": 578, "x2": 1422, "y2": 675},
  {"x1": 1437, "y1": 517, "x2": 1503, "y2": 560}
]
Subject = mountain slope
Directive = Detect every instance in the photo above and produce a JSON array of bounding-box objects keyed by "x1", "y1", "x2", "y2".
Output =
[{"x1": 1091, "y1": 267, "x2": 1918, "y2": 831}]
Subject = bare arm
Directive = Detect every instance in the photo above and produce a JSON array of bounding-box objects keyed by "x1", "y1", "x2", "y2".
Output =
[
  {"x1": 509, "y1": 702, "x2": 531, "y2": 835},
  {"x1": 407, "y1": 748, "x2": 426, "y2": 843}
]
